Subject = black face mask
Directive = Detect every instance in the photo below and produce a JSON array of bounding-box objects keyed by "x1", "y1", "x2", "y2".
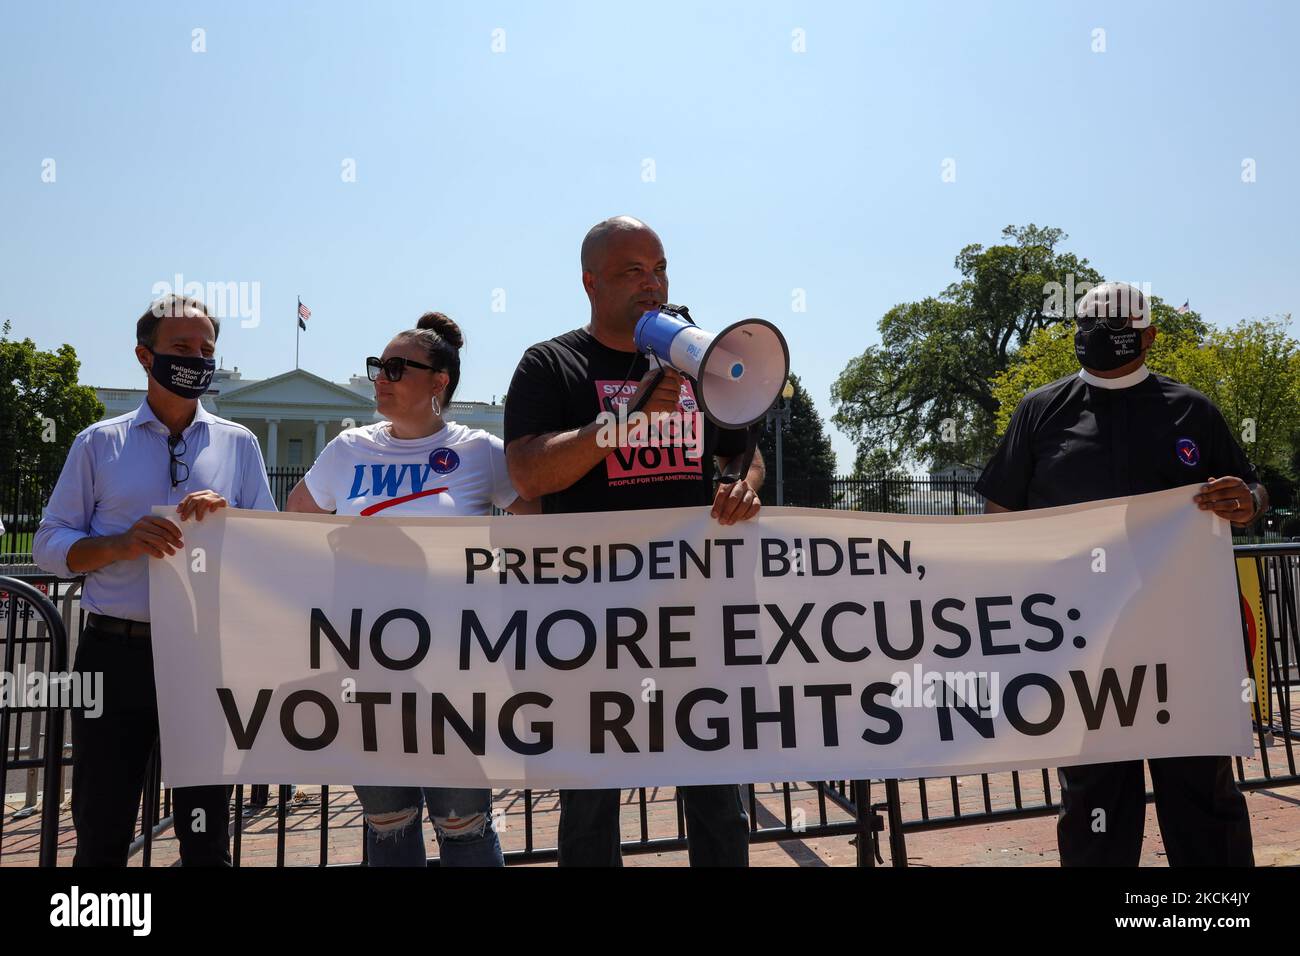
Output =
[
  {"x1": 1074, "y1": 325, "x2": 1145, "y2": 372},
  {"x1": 149, "y1": 351, "x2": 215, "y2": 399}
]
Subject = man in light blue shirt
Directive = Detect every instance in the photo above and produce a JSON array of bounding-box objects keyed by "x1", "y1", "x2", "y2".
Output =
[{"x1": 34, "y1": 293, "x2": 275, "y2": 866}]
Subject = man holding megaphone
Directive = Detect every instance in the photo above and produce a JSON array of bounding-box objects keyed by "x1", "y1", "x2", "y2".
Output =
[{"x1": 504, "y1": 215, "x2": 767, "y2": 866}]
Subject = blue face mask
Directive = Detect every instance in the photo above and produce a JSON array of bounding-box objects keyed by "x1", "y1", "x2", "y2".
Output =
[{"x1": 149, "y1": 351, "x2": 215, "y2": 399}]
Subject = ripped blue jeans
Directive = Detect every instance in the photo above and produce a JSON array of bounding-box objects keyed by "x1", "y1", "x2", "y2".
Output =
[{"x1": 355, "y1": 786, "x2": 504, "y2": 867}]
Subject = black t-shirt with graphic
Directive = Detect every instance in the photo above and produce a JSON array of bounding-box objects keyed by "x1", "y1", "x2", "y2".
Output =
[
  {"x1": 975, "y1": 371, "x2": 1258, "y2": 511},
  {"x1": 504, "y1": 328, "x2": 748, "y2": 514}
]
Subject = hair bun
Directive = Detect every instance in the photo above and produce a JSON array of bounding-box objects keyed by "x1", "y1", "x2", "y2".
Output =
[{"x1": 416, "y1": 311, "x2": 464, "y2": 349}]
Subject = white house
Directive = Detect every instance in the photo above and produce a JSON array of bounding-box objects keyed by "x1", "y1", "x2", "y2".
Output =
[{"x1": 95, "y1": 366, "x2": 505, "y2": 468}]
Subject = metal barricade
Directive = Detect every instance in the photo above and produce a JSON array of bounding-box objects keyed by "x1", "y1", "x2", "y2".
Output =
[
  {"x1": 832, "y1": 542, "x2": 1300, "y2": 866},
  {"x1": 0, "y1": 576, "x2": 69, "y2": 867},
  {"x1": 7, "y1": 542, "x2": 1297, "y2": 867}
]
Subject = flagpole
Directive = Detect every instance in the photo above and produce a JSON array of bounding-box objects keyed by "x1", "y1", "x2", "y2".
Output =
[{"x1": 296, "y1": 296, "x2": 301, "y2": 370}]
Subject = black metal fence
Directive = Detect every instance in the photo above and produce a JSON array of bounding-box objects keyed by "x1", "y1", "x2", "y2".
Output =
[
  {"x1": 8, "y1": 466, "x2": 1288, "y2": 548},
  {"x1": 782, "y1": 475, "x2": 983, "y2": 514},
  {"x1": 10, "y1": 468, "x2": 938, "y2": 567},
  {"x1": 0, "y1": 468, "x2": 309, "y2": 567},
  {"x1": 265, "y1": 467, "x2": 307, "y2": 510},
  {"x1": 3, "y1": 542, "x2": 1298, "y2": 867},
  {"x1": 0, "y1": 469, "x2": 59, "y2": 565}
]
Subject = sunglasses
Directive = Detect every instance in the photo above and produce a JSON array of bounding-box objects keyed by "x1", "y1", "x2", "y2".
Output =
[
  {"x1": 366, "y1": 355, "x2": 437, "y2": 382},
  {"x1": 1075, "y1": 313, "x2": 1152, "y2": 332}
]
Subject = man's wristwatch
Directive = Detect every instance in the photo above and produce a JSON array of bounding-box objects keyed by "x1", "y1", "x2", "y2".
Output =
[{"x1": 1247, "y1": 484, "x2": 1264, "y2": 518}]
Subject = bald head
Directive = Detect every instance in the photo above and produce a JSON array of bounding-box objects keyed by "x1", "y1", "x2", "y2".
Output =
[
  {"x1": 580, "y1": 216, "x2": 659, "y2": 273},
  {"x1": 1076, "y1": 281, "x2": 1151, "y2": 325},
  {"x1": 579, "y1": 216, "x2": 669, "y2": 340}
]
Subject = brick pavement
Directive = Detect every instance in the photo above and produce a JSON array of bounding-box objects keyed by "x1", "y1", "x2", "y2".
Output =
[{"x1": 4, "y1": 761, "x2": 1297, "y2": 867}]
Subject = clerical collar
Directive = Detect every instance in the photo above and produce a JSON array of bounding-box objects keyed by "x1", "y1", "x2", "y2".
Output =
[{"x1": 1078, "y1": 365, "x2": 1151, "y2": 390}]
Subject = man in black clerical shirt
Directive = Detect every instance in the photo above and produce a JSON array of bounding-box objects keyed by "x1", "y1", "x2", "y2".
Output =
[{"x1": 977, "y1": 281, "x2": 1265, "y2": 866}]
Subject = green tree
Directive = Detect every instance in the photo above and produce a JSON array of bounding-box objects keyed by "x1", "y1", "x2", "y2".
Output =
[
  {"x1": 0, "y1": 321, "x2": 105, "y2": 473},
  {"x1": 831, "y1": 224, "x2": 1101, "y2": 470},
  {"x1": 756, "y1": 372, "x2": 837, "y2": 506},
  {"x1": 1158, "y1": 317, "x2": 1300, "y2": 477}
]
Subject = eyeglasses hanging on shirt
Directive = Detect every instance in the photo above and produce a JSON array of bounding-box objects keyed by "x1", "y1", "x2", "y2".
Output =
[
  {"x1": 366, "y1": 355, "x2": 437, "y2": 383},
  {"x1": 167, "y1": 434, "x2": 189, "y2": 488}
]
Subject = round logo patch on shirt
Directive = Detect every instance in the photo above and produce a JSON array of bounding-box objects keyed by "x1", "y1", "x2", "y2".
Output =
[
  {"x1": 1175, "y1": 437, "x2": 1200, "y2": 467},
  {"x1": 428, "y1": 447, "x2": 460, "y2": 474}
]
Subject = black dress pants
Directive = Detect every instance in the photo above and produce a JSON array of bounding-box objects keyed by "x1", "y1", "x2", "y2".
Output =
[
  {"x1": 557, "y1": 785, "x2": 750, "y2": 866},
  {"x1": 70, "y1": 625, "x2": 232, "y2": 866},
  {"x1": 1057, "y1": 756, "x2": 1253, "y2": 866}
]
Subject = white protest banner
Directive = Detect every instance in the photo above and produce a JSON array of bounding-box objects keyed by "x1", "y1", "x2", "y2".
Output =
[{"x1": 148, "y1": 485, "x2": 1252, "y2": 789}]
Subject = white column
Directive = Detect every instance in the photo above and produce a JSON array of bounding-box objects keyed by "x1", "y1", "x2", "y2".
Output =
[
  {"x1": 266, "y1": 419, "x2": 279, "y2": 468},
  {"x1": 314, "y1": 421, "x2": 327, "y2": 462}
]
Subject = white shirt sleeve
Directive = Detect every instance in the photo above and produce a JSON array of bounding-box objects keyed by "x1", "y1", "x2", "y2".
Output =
[
  {"x1": 486, "y1": 434, "x2": 521, "y2": 510},
  {"x1": 33, "y1": 431, "x2": 95, "y2": 578},
  {"x1": 302, "y1": 433, "x2": 347, "y2": 512}
]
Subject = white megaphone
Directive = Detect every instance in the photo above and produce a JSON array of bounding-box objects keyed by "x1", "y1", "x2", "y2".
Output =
[{"x1": 632, "y1": 306, "x2": 790, "y2": 428}]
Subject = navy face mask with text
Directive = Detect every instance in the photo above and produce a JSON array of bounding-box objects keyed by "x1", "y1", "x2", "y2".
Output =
[
  {"x1": 1074, "y1": 326, "x2": 1144, "y2": 372},
  {"x1": 150, "y1": 352, "x2": 215, "y2": 399}
]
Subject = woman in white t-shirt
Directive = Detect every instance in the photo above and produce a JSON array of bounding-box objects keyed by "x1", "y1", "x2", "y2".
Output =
[{"x1": 287, "y1": 311, "x2": 537, "y2": 866}]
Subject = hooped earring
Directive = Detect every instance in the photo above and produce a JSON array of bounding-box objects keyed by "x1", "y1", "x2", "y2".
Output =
[{"x1": 432, "y1": 394, "x2": 442, "y2": 417}]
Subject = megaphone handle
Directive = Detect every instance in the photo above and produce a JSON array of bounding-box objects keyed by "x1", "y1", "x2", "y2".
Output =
[
  {"x1": 625, "y1": 363, "x2": 666, "y2": 416},
  {"x1": 718, "y1": 424, "x2": 760, "y2": 486}
]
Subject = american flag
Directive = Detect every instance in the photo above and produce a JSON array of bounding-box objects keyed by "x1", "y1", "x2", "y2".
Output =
[
  {"x1": 1176, "y1": 300, "x2": 1189, "y2": 314},
  {"x1": 298, "y1": 299, "x2": 311, "y2": 330}
]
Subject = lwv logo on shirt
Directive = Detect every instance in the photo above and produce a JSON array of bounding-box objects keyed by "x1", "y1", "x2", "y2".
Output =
[
  {"x1": 49, "y1": 886, "x2": 151, "y2": 936},
  {"x1": 347, "y1": 464, "x2": 449, "y2": 515}
]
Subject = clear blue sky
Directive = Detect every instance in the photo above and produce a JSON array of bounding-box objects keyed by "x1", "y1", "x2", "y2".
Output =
[{"x1": 3, "y1": 0, "x2": 1296, "y2": 469}]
